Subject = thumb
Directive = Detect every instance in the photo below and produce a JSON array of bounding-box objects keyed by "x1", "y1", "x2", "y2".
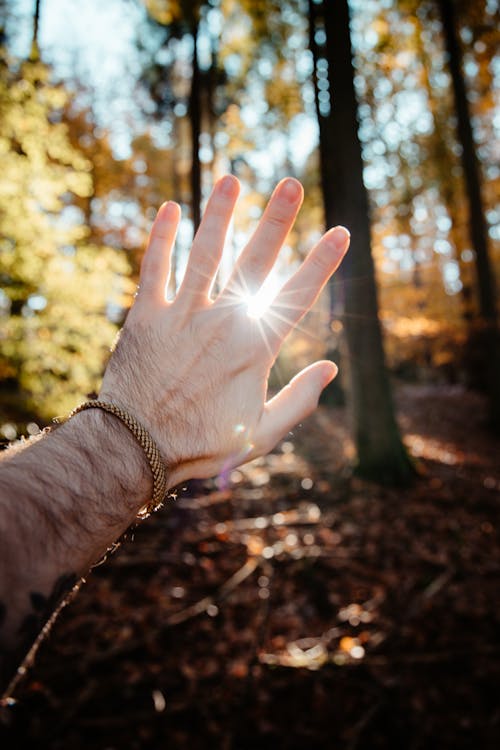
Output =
[{"x1": 255, "y1": 360, "x2": 338, "y2": 453}]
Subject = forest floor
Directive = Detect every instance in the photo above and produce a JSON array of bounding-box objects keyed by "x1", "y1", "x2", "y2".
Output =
[{"x1": 1, "y1": 382, "x2": 500, "y2": 749}]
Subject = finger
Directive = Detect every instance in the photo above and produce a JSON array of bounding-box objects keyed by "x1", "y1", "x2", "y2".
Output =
[
  {"x1": 252, "y1": 361, "x2": 338, "y2": 455},
  {"x1": 138, "y1": 201, "x2": 181, "y2": 305},
  {"x1": 221, "y1": 178, "x2": 303, "y2": 298},
  {"x1": 264, "y1": 226, "x2": 350, "y2": 346},
  {"x1": 178, "y1": 175, "x2": 240, "y2": 302}
]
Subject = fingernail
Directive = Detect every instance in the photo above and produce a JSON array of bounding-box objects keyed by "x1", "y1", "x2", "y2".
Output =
[
  {"x1": 280, "y1": 178, "x2": 302, "y2": 203},
  {"x1": 161, "y1": 201, "x2": 179, "y2": 218},
  {"x1": 329, "y1": 226, "x2": 350, "y2": 251},
  {"x1": 323, "y1": 362, "x2": 338, "y2": 386},
  {"x1": 219, "y1": 175, "x2": 238, "y2": 196}
]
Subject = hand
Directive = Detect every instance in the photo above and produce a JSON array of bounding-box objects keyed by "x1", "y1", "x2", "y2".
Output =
[{"x1": 100, "y1": 175, "x2": 350, "y2": 488}]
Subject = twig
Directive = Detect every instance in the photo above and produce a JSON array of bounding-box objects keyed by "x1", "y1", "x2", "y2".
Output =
[
  {"x1": 346, "y1": 700, "x2": 384, "y2": 750},
  {"x1": 406, "y1": 567, "x2": 455, "y2": 618},
  {"x1": 166, "y1": 557, "x2": 259, "y2": 625}
]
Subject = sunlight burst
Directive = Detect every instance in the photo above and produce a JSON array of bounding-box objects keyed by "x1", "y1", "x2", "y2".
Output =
[
  {"x1": 239, "y1": 273, "x2": 283, "y2": 320},
  {"x1": 243, "y1": 288, "x2": 275, "y2": 319}
]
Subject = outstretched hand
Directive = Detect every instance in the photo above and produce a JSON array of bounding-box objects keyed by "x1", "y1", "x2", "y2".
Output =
[{"x1": 100, "y1": 176, "x2": 350, "y2": 489}]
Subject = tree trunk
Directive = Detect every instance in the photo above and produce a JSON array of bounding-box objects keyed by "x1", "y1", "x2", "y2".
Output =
[
  {"x1": 188, "y1": 21, "x2": 202, "y2": 233},
  {"x1": 207, "y1": 28, "x2": 218, "y2": 181},
  {"x1": 308, "y1": 0, "x2": 345, "y2": 406},
  {"x1": 310, "y1": 0, "x2": 414, "y2": 484},
  {"x1": 438, "y1": 0, "x2": 500, "y2": 431}
]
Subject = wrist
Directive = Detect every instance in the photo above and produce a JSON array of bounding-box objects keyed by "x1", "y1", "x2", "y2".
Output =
[
  {"x1": 64, "y1": 408, "x2": 155, "y2": 518},
  {"x1": 69, "y1": 400, "x2": 168, "y2": 516}
]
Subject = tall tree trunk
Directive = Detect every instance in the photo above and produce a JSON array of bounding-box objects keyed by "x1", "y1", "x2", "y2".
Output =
[
  {"x1": 188, "y1": 21, "x2": 202, "y2": 233},
  {"x1": 438, "y1": 0, "x2": 500, "y2": 430},
  {"x1": 206, "y1": 29, "x2": 218, "y2": 182},
  {"x1": 309, "y1": 0, "x2": 345, "y2": 406},
  {"x1": 309, "y1": 0, "x2": 413, "y2": 484}
]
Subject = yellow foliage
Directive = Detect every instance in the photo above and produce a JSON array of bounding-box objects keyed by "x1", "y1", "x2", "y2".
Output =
[
  {"x1": 144, "y1": 0, "x2": 202, "y2": 27},
  {"x1": 0, "y1": 51, "x2": 131, "y2": 419}
]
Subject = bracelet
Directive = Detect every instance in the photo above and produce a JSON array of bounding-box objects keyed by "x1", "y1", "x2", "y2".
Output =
[{"x1": 69, "y1": 400, "x2": 168, "y2": 517}]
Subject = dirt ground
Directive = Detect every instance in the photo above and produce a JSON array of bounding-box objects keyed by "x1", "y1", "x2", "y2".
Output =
[{"x1": 1, "y1": 383, "x2": 499, "y2": 749}]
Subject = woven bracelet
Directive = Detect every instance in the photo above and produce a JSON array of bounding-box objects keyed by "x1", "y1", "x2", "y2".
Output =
[{"x1": 69, "y1": 400, "x2": 168, "y2": 517}]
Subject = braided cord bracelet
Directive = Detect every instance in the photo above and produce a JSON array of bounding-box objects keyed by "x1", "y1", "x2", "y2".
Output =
[{"x1": 69, "y1": 400, "x2": 168, "y2": 516}]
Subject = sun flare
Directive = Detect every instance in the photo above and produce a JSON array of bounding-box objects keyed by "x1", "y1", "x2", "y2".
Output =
[{"x1": 241, "y1": 277, "x2": 282, "y2": 320}]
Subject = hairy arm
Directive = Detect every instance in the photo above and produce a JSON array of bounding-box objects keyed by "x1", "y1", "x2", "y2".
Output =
[
  {"x1": 0, "y1": 175, "x2": 349, "y2": 701},
  {"x1": 0, "y1": 408, "x2": 153, "y2": 698}
]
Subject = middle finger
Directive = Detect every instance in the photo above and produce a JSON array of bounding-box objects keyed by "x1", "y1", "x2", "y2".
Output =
[{"x1": 221, "y1": 178, "x2": 303, "y2": 299}]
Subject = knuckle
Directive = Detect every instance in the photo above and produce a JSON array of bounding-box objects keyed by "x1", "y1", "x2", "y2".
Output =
[
  {"x1": 245, "y1": 254, "x2": 266, "y2": 279},
  {"x1": 310, "y1": 250, "x2": 329, "y2": 274},
  {"x1": 265, "y1": 211, "x2": 288, "y2": 230},
  {"x1": 204, "y1": 194, "x2": 233, "y2": 221},
  {"x1": 185, "y1": 252, "x2": 216, "y2": 286},
  {"x1": 141, "y1": 257, "x2": 160, "y2": 280},
  {"x1": 193, "y1": 254, "x2": 213, "y2": 277},
  {"x1": 204, "y1": 205, "x2": 225, "y2": 225}
]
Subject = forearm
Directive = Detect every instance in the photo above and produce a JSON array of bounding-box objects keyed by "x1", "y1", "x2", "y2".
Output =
[{"x1": 0, "y1": 409, "x2": 154, "y2": 697}]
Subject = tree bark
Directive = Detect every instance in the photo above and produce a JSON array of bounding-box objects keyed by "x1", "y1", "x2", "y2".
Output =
[
  {"x1": 188, "y1": 21, "x2": 202, "y2": 233},
  {"x1": 310, "y1": 0, "x2": 414, "y2": 483},
  {"x1": 438, "y1": 0, "x2": 500, "y2": 430},
  {"x1": 308, "y1": 0, "x2": 345, "y2": 406}
]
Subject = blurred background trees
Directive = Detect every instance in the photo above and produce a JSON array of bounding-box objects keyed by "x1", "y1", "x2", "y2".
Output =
[
  {"x1": 0, "y1": 0, "x2": 498, "y2": 469},
  {"x1": 0, "y1": 22, "x2": 131, "y2": 419}
]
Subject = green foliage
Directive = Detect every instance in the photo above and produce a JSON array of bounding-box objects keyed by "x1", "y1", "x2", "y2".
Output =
[{"x1": 0, "y1": 52, "x2": 130, "y2": 419}]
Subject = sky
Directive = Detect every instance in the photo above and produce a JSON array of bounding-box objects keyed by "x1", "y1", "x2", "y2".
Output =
[
  {"x1": 10, "y1": 0, "x2": 317, "y2": 165},
  {"x1": 12, "y1": 0, "x2": 154, "y2": 155}
]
